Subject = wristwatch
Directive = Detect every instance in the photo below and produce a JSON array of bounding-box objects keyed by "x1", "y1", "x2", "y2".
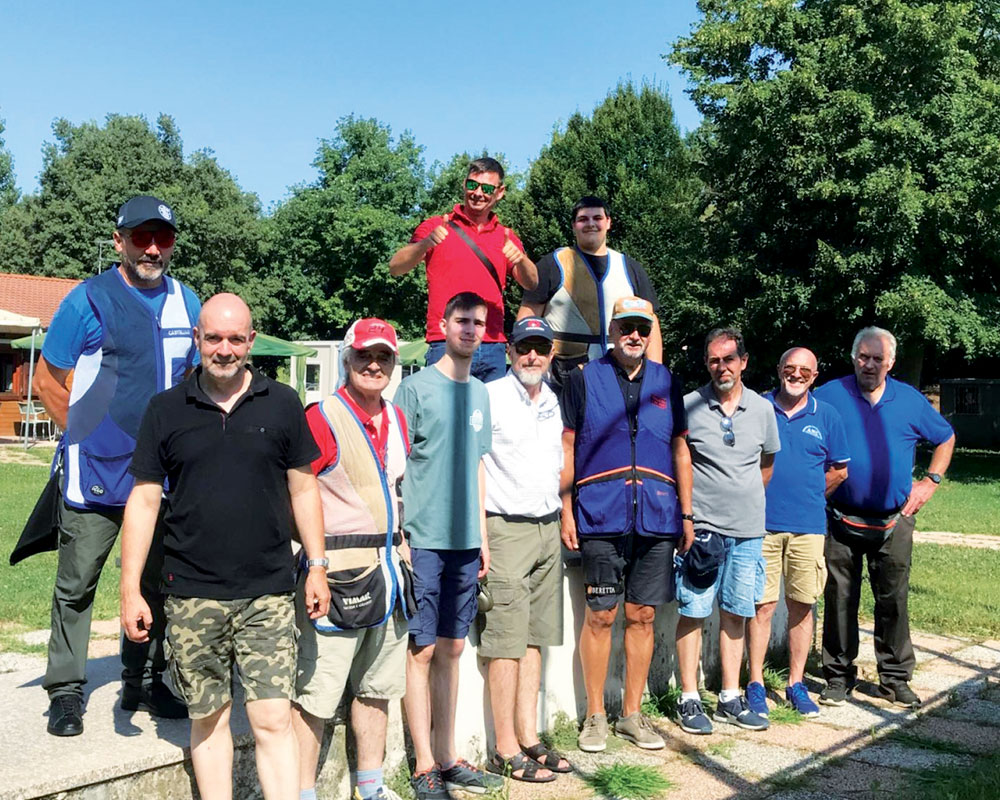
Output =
[
  {"x1": 681, "y1": 513, "x2": 695, "y2": 522},
  {"x1": 306, "y1": 557, "x2": 329, "y2": 569},
  {"x1": 926, "y1": 472, "x2": 943, "y2": 485}
]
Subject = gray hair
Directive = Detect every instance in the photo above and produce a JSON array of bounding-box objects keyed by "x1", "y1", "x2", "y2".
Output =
[
  {"x1": 851, "y1": 326, "x2": 897, "y2": 362},
  {"x1": 337, "y1": 320, "x2": 397, "y2": 389}
]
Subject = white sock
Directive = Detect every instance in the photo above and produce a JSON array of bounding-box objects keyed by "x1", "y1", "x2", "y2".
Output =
[
  {"x1": 719, "y1": 689, "x2": 741, "y2": 703},
  {"x1": 300, "y1": 789, "x2": 318, "y2": 800},
  {"x1": 680, "y1": 692, "x2": 701, "y2": 703}
]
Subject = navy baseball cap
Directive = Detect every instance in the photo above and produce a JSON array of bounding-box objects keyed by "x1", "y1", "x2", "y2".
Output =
[
  {"x1": 116, "y1": 195, "x2": 177, "y2": 230},
  {"x1": 684, "y1": 530, "x2": 726, "y2": 589},
  {"x1": 510, "y1": 316, "x2": 554, "y2": 344}
]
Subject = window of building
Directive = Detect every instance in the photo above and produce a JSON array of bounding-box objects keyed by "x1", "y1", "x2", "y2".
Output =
[{"x1": 954, "y1": 385, "x2": 981, "y2": 415}]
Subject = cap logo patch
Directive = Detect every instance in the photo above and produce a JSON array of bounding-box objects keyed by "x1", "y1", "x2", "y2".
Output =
[
  {"x1": 622, "y1": 299, "x2": 644, "y2": 309},
  {"x1": 117, "y1": 215, "x2": 125, "y2": 225},
  {"x1": 158, "y1": 204, "x2": 172, "y2": 221}
]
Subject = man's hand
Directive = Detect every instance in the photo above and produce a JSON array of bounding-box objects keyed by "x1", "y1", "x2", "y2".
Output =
[
  {"x1": 424, "y1": 225, "x2": 449, "y2": 248},
  {"x1": 677, "y1": 519, "x2": 695, "y2": 554},
  {"x1": 478, "y1": 546, "x2": 491, "y2": 579},
  {"x1": 121, "y1": 592, "x2": 153, "y2": 643},
  {"x1": 304, "y1": 567, "x2": 331, "y2": 620},
  {"x1": 502, "y1": 233, "x2": 526, "y2": 266},
  {"x1": 902, "y1": 477, "x2": 938, "y2": 517},
  {"x1": 561, "y1": 513, "x2": 579, "y2": 551}
]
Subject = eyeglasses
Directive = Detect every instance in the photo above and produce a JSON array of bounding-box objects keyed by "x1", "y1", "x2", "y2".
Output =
[
  {"x1": 514, "y1": 340, "x2": 553, "y2": 356},
  {"x1": 720, "y1": 415, "x2": 735, "y2": 447},
  {"x1": 465, "y1": 179, "x2": 500, "y2": 196},
  {"x1": 127, "y1": 229, "x2": 176, "y2": 249},
  {"x1": 619, "y1": 321, "x2": 652, "y2": 337},
  {"x1": 781, "y1": 365, "x2": 814, "y2": 380}
]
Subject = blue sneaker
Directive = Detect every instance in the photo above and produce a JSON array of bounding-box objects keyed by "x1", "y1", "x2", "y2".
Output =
[
  {"x1": 676, "y1": 697, "x2": 713, "y2": 735},
  {"x1": 745, "y1": 682, "x2": 769, "y2": 717},
  {"x1": 714, "y1": 695, "x2": 769, "y2": 730},
  {"x1": 786, "y1": 683, "x2": 820, "y2": 718}
]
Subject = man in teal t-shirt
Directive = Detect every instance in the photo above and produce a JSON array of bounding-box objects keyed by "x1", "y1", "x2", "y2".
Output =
[{"x1": 394, "y1": 291, "x2": 500, "y2": 799}]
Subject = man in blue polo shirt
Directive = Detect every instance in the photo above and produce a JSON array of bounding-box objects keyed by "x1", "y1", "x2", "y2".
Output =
[
  {"x1": 746, "y1": 347, "x2": 849, "y2": 719},
  {"x1": 815, "y1": 327, "x2": 955, "y2": 709}
]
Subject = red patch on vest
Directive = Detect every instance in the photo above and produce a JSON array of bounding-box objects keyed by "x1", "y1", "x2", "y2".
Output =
[{"x1": 651, "y1": 394, "x2": 667, "y2": 409}]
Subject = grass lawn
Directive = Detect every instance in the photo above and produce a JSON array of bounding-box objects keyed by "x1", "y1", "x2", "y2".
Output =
[
  {"x1": 856, "y1": 542, "x2": 1000, "y2": 638},
  {"x1": 0, "y1": 458, "x2": 120, "y2": 640},
  {"x1": 914, "y1": 448, "x2": 1000, "y2": 535}
]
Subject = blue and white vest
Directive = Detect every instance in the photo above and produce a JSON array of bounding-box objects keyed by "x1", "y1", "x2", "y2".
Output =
[
  {"x1": 58, "y1": 268, "x2": 195, "y2": 509},
  {"x1": 574, "y1": 356, "x2": 681, "y2": 537}
]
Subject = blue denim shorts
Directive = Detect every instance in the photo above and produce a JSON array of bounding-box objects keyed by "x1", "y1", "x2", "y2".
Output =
[
  {"x1": 675, "y1": 534, "x2": 765, "y2": 619},
  {"x1": 408, "y1": 547, "x2": 480, "y2": 646},
  {"x1": 425, "y1": 340, "x2": 507, "y2": 383}
]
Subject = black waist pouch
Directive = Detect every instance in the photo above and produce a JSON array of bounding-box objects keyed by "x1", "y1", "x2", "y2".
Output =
[{"x1": 828, "y1": 507, "x2": 901, "y2": 546}]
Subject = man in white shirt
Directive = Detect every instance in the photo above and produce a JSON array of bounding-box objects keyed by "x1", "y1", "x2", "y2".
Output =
[{"x1": 479, "y1": 317, "x2": 570, "y2": 783}]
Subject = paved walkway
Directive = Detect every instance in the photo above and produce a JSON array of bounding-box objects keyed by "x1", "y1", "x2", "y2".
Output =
[{"x1": 507, "y1": 629, "x2": 1000, "y2": 800}]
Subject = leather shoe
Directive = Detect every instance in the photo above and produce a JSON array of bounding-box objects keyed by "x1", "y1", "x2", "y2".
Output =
[
  {"x1": 121, "y1": 681, "x2": 188, "y2": 718},
  {"x1": 48, "y1": 695, "x2": 84, "y2": 736}
]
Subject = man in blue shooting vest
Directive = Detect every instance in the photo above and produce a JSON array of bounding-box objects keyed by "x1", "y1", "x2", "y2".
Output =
[
  {"x1": 33, "y1": 195, "x2": 199, "y2": 736},
  {"x1": 560, "y1": 296, "x2": 694, "y2": 753},
  {"x1": 518, "y1": 197, "x2": 662, "y2": 392}
]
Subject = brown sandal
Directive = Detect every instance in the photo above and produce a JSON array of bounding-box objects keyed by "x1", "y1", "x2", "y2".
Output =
[
  {"x1": 522, "y1": 741, "x2": 573, "y2": 773},
  {"x1": 486, "y1": 749, "x2": 557, "y2": 782}
]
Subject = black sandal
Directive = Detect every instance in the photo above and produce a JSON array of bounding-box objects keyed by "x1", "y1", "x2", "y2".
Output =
[
  {"x1": 486, "y1": 749, "x2": 557, "y2": 782},
  {"x1": 522, "y1": 741, "x2": 573, "y2": 773}
]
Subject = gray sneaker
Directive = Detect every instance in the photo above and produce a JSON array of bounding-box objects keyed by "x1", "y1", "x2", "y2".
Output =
[
  {"x1": 578, "y1": 712, "x2": 609, "y2": 752},
  {"x1": 613, "y1": 712, "x2": 666, "y2": 750}
]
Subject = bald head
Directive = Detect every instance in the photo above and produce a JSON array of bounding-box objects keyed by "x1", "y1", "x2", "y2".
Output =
[
  {"x1": 196, "y1": 293, "x2": 256, "y2": 384},
  {"x1": 199, "y1": 292, "x2": 253, "y2": 335},
  {"x1": 778, "y1": 347, "x2": 817, "y2": 372},
  {"x1": 777, "y1": 346, "x2": 818, "y2": 404}
]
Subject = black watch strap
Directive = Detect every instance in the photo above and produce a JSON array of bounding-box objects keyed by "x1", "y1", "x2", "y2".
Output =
[{"x1": 927, "y1": 472, "x2": 943, "y2": 484}]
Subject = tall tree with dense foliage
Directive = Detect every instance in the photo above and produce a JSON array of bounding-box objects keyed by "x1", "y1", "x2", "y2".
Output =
[
  {"x1": 671, "y1": 0, "x2": 1000, "y2": 382},
  {"x1": 0, "y1": 115, "x2": 17, "y2": 211},
  {"x1": 0, "y1": 114, "x2": 272, "y2": 322},
  {"x1": 510, "y1": 83, "x2": 708, "y2": 366},
  {"x1": 267, "y1": 115, "x2": 429, "y2": 339}
]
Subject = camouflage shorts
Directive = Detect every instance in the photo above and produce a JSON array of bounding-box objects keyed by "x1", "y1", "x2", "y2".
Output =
[{"x1": 164, "y1": 593, "x2": 296, "y2": 719}]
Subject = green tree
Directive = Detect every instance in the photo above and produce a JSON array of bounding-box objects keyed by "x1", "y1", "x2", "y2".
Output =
[
  {"x1": 671, "y1": 0, "x2": 1000, "y2": 383},
  {"x1": 0, "y1": 114, "x2": 272, "y2": 323},
  {"x1": 267, "y1": 115, "x2": 429, "y2": 339},
  {"x1": 0, "y1": 115, "x2": 17, "y2": 211},
  {"x1": 509, "y1": 83, "x2": 708, "y2": 368}
]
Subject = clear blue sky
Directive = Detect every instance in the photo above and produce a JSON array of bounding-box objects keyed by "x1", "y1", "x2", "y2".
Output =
[{"x1": 0, "y1": 0, "x2": 702, "y2": 210}]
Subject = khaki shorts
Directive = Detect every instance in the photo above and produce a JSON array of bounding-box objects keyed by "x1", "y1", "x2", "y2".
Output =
[
  {"x1": 165, "y1": 593, "x2": 296, "y2": 719},
  {"x1": 478, "y1": 515, "x2": 563, "y2": 659},
  {"x1": 295, "y1": 577, "x2": 408, "y2": 719},
  {"x1": 761, "y1": 532, "x2": 828, "y2": 605}
]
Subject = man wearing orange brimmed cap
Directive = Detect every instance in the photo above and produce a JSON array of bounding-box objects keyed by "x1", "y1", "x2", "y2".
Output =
[
  {"x1": 292, "y1": 317, "x2": 416, "y2": 800},
  {"x1": 560, "y1": 296, "x2": 693, "y2": 753}
]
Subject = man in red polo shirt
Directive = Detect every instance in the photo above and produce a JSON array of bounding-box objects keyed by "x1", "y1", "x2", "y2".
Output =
[{"x1": 389, "y1": 157, "x2": 538, "y2": 382}]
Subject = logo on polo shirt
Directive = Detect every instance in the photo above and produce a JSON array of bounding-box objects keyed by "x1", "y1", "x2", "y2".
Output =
[
  {"x1": 164, "y1": 328, "x2": 192, "y2": 337},
  {"x1": 802, "y1": 425, "x2": 823, "y2": 440},
  {"x1": 469, "y1": 408, "x2": 484, "y2": 432}
]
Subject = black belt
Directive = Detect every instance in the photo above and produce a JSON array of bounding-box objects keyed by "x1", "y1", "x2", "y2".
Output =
[
  {"x1": 486, "y1": 511, "x2": 560, "y2": 525},
  {"x1": 323, "y1": 531, "x2": 402, "y2": 549}
]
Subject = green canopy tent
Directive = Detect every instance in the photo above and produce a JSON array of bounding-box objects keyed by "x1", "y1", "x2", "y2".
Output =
[
  {"x1": 397, "y1": 339, "x2": 428, "y2": 367},
  {"x1": 250, "y1": 334, "x2": 317, "y2": 403},
  {"x1": 10, "y1": 328, "x2": 44, "y2": 447}
]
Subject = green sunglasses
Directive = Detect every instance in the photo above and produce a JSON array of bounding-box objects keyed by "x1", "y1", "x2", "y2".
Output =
[{"x1": 465, "y1": 178, "x2": 500, "y2": 196}]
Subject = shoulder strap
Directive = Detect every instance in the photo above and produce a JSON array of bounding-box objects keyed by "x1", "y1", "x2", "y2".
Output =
[{"x1": 446, "y1": 219, "x2": 503, "y2": 294}]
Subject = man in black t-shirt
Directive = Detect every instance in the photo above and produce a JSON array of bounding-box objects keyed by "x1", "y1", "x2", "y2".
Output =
[
  {"x1": 518, "y1": 196, "x2": 662, "y2": 392},
  {"x1": 119, "y1": 293, "x2": 330, "y2": 800}
]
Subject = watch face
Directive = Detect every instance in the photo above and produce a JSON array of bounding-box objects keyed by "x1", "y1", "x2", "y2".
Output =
[{"x1": 928, "y1": 473, "x2": 942, "y2": 484}]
